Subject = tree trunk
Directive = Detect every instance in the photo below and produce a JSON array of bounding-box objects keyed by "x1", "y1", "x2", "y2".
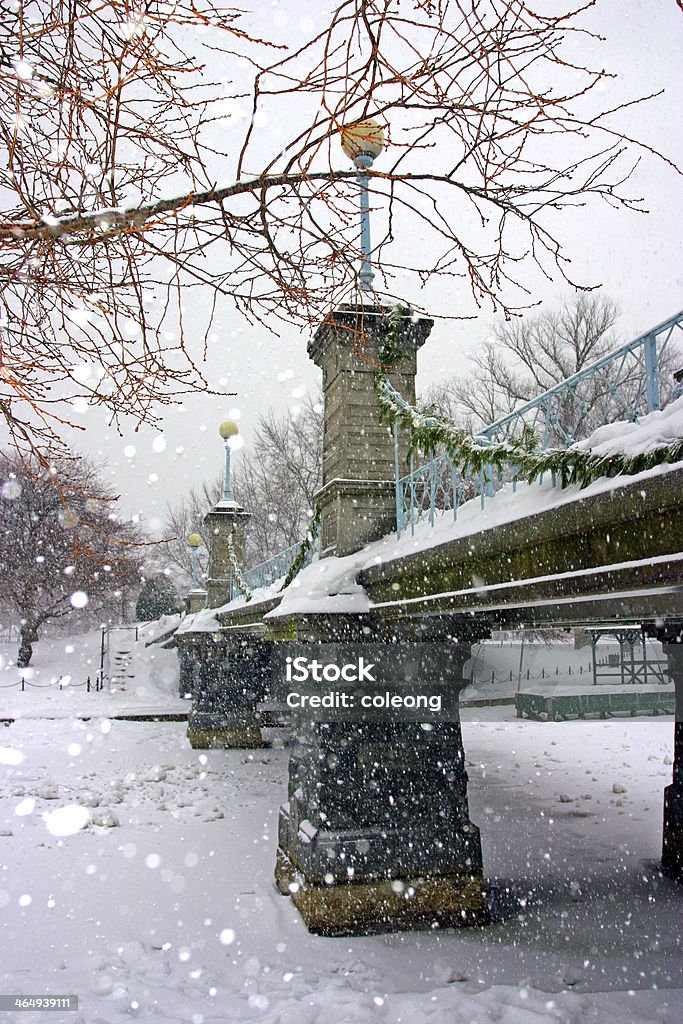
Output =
[{"x1": 17, "y1": 624, "x2": 39, "y2": 668}]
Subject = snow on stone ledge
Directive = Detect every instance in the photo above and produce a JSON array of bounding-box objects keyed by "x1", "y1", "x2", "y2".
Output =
[
  {"x1": 268, "y1": 400, "x2": 683, "y2": 619},
  {"x1": 573, "y1": 394, "x2": 683, "y2": 456},
  {"x1": 176, "y1": 576, "x2": 287, "y2": 634},
  {"x1": 175, "y1": 605, "x2": 222, "y2": 635},
  {"x1": 265, "y1": 556, "x2": 371, "y2": 620}
]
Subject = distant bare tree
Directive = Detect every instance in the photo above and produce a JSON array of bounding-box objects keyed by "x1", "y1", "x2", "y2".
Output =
[
  {"x1": 0, "y1": 452, "x2": 144, "y2": 665},
  {"x1": 233, "y1": 396, "x2": 323, "y2": 567},
  {"x1": 162, "y1": 395, "x2": 323, "y2": 579},
  {"x1": 424, "y1": 294, "x2": 680, "y2": 439}
]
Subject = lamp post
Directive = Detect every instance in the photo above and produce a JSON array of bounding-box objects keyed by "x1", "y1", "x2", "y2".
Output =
[
  {"x1": 218, "y1": 419, "x2": 239, "y2": 501},
  {"x1": 187, "y1": 533, "x2": 202, "y2": 589},
  {"x1": 340, "y1": 118, "x2": 385, "y2": 293}
]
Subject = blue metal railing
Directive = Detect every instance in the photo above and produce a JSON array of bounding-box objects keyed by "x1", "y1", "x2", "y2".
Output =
[
  {"x1": 229, "y1": 530, "x2": 320, "y2": 602},
  {"x1": 477, "y1": 311, "x2": 682, "y2": 447},
  {"x1": 391, "y1": 311, "x2": 683, "y2": 537}
]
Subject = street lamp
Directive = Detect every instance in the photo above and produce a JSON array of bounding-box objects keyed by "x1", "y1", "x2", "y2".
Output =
[
  {"x1": 340, "y1": 118, "x2": 385, "y2": 293},
  {"x1": 219, "y1": 419, "x2": 239, "y2": 501},
  {"x1": 187, "y1": 533, "x2": 202, "y2": 589}
]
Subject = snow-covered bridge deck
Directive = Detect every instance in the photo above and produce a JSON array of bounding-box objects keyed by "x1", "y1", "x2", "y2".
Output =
[{"x1": 358, "y1": 465, "x2": 683, "y2": 631}]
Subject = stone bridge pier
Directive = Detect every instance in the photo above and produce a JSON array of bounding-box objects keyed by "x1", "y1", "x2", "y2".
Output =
[
  {"x1": 270, "y1": 613, "x2": 488, "y2": 934},
  {"x1": 176, "y1": 490, "x2": 269, "y2": 749},
  {"x1": 185, "y1": 632, "x2": 270, "y2": 749},
  {"x1": 661, "y1": 633, "x2": 683, "y2": 881},
  {"x1": 267, "y1": 304, "x2": 491, "y2": 933}
]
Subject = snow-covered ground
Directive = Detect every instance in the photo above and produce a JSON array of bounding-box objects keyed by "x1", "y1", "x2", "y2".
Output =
[
  {"x1": 0, "y1": 625, "x2": 187, "y2": 720},
  {"x1": 0, "y1": 633, "x2": 681, "y2": 1023},
  {"x1": 461, "y1": 639, "x2": 672, "y2": 702}
]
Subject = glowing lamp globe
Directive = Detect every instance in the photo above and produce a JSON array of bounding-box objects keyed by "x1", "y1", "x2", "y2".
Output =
[
  {"x1": 340, "y1": 118, "x2": 385, "y2": 161},
  {"x1": 219, "y1": 420, "x2": 239, "y2": 439},
  {"x1": 187, "y1": 533, "x2": 202, "y2": 548}
]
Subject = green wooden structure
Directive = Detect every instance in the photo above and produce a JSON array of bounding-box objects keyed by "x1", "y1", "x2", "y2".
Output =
[{"x1": 516, "y1": 688, "x2": 675, "y2": 721}]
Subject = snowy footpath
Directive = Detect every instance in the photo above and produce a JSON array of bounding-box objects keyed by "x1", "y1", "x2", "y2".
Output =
[{"x1": 0, "y1": 634, "x2": 681, "y2": 1023}]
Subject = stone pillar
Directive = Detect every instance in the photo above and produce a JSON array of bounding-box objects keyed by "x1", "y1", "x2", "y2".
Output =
[
  {"x1": 184, "y1": 633, "x2": 270, "y2": 749},
  {"x1": 177, "y1": 634, "x2": 202, "y2": 699},
  {"x1": 270, "y1": 303, "x2": 487, "y2": 935},
  {"x1": 204, "y1": 500, "x2": 251, "y2": 609},
  {"x1": 662, "y1": 640, "x2": 683, "y2": 882},
  {"x1": 272, "y1": 618, "x2": 487, "y2": 936},
  {"x1": 309, "y1": 304, "x2": 432, "y2": 557},
  {"x1": 185, "y1": 589, "x2": 207, "y2": 615},
  {"x1": 179, "y1": 498, "x2": 260, "y2": 748}
]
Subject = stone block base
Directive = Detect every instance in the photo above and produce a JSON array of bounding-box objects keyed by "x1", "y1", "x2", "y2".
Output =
[
  {"x1": 185, "y1": 589, "x2": 207, "y2": 614},
  {"x1": 187, "y1": 725, "x2": 264, "y2": 749},
  {"x1": 662, "y1": 781, "x2": 683, "y2": 882},
  {"x1": 275, "y1": 848, "x2": 488, "y2": 936}
]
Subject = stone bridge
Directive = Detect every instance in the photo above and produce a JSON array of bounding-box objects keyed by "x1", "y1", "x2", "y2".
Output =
[{"x1": 175, "y1": 304, "x2": 683, "y2": 936}]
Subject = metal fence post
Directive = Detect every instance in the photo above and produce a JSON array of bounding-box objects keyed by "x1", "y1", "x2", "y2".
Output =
[
  {"x1": 485, "y1": 463, "x2": 494, "y2": 497},
  {"x1": 429, "y1": 455, "x2": 436, "y2": 527},
  {"x1": 409, "y1": 452, "x2": 416, "y2": 536},
  {"x1": 644, "y1": 333, "x2": 660, "y2": 412},
  {"x1": 393, "y1": 421, "x2": 402, "y2": 538},
  {"x1": 542, "y1": 401, "x2": 552, "y2": 450}
]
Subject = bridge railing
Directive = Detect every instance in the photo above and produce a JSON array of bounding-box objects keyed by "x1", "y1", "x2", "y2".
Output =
[
  {"x1": 477, "y1": 311, "x2": 683, "y2": 447},
  {"x1": 392, "y1": 310, "x2": 683, "y2": 537},
  {"x1": 395, "y1": 436, "x2": 510, "y2": 536},
  {"x1": 229, "y1": 530, "x2": 320, "y2": 602}
]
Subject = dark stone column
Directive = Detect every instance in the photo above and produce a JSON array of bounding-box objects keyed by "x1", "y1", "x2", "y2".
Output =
[
  {"x1": 185, "y1": 633, "x2": 271, "y2": 749},
  {"x1": 662, "y1": 640, "x2": 683, "y2": 882},
  {"x1": 177, "y1": 635, "x2": 202, "y2": 699},
  {"x1": 271, "y1": 619, "x2": 487, "y2": 935},
  {"x1": 177, "y1": 493, "x2": 261, "y2": 748}
]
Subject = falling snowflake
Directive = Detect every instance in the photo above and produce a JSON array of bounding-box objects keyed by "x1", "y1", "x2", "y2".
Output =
[{"x1": 43, "y1": 804, "x2": 90, "y2": 837}]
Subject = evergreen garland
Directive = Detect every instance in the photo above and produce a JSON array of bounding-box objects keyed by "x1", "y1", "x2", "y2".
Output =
[
  {"x1": 375, "y1": 378, "x2": 683, "y2": 491},
  {"x1": 227, "y1": 532, "x2": 252, "y2": 601},
  {"x1": 377, "y1": 302, "x2": 408, "y2": 367},
  {"x1": 280, "y1": 507, "x2": 322, "y2": 591}
]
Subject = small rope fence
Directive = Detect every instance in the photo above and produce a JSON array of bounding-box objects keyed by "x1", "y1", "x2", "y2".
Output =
[
  {"x1": 471, "y1": 661, "x2": 669, "y2": 685},
  {"x1": 470, "y1": 665, "x2": 593, "y2": 685},
  {"x1": 0, "y1": 675, "x2": 104, "y2": 692}
]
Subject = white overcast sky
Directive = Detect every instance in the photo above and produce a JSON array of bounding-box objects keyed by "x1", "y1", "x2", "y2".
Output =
[{"x1": 23, "y1": 1, "x2": 683, "y2": 533}]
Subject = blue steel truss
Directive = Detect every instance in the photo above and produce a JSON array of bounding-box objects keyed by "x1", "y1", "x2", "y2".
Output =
[{"x1": 390, "y1": 310, "x2": 683, "y2": 537}]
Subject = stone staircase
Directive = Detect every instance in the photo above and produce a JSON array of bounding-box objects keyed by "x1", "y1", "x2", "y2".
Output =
[{"x1": 100, "y1": 626, "x2": 139, "y2": 691}]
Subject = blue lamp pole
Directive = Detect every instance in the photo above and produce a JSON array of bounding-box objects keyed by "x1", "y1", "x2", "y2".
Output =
[
  {"x1": 187, "y1": 533, "x2": 202, "y2": 588},
  {"x1": 223, "y1": 443, "x2": 231, "y2": 501},
  {"x1": 219, "y1": 420, "x2": 239, "y2": 501},
  {"x1": 356, "y1": 152, "x2": 375, "y2": 292},
  {"x1": 341, "y1": 118, "x2": 386, "y2": 295}
]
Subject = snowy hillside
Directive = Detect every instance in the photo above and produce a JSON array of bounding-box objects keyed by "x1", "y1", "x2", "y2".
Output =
[{"x1": 0, "y1": 626, "x2": 186, "y2": 720}]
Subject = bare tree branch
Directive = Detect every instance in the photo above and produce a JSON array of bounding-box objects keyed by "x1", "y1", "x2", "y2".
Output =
[{"x1": 1, "y1": 1, "x2": 678, "y2": 458}]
